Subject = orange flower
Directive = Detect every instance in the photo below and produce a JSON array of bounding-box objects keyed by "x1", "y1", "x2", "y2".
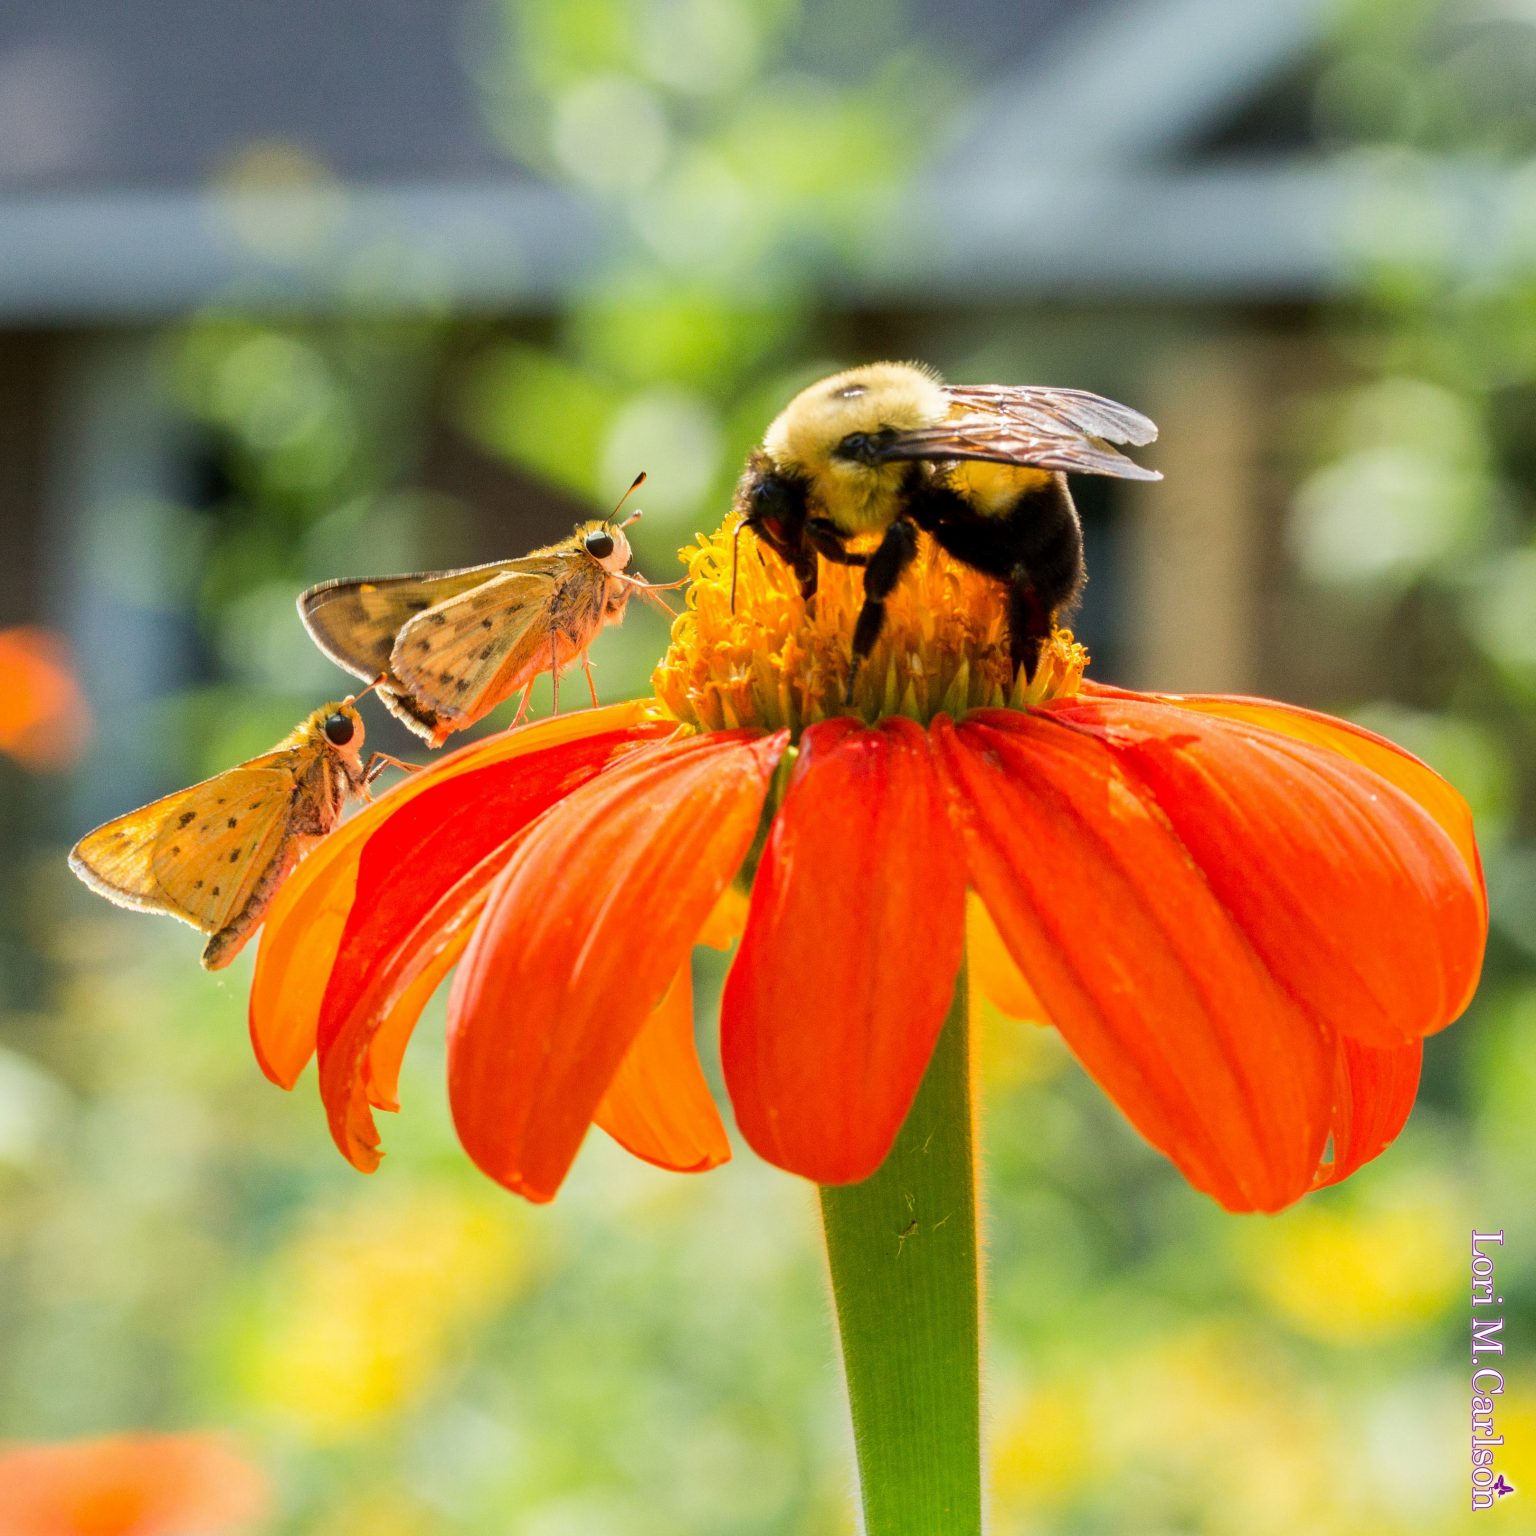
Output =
[
  {"x1": 251, "y1": 523, "x2": 1486, "y2": 1212},
  {"x1": 0, "y1": 1433, "x2": 267, "y2": 1535},
  {"x1": 0, "y1": 626, "x2": 91, "y2": 772}
]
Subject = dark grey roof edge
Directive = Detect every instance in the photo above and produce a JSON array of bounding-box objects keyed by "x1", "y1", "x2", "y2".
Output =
[
  {"x1": 0, "y1": 161, "x2": 1512, "y2": 323},
  {"x1": 0, "y1": 179, "x2": 602, "y2": 323}
]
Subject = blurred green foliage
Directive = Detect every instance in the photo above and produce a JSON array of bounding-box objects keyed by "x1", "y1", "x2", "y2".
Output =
[
  {"x1": 2, "y1": 0, "x2": 1533, "y2": 1531},
  {"x1": 1298, "y1": 3, "x2": 1536, "y2": 1084}
]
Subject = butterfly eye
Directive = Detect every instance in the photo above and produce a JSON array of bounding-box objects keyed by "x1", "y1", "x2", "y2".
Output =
[
  {"x1": 584, "y1": 531, "x2": 616, "y2": 560},
  {"x1": 323, "y1": 712, "x2": 355, "y2": 747}
]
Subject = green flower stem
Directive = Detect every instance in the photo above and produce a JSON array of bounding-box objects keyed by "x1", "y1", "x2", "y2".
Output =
[{"x1": 819, "y1": 961, "x2": 981, "y2": 1535}]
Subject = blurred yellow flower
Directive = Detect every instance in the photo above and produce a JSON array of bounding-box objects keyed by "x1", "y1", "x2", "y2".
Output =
[
  {"x1": 1492, "y1": 1390, "x2": 1536, "y2": 1500},
  {"x1": 991, "y1": 1381, "x2": 1094, "y2": 1510},
  {"x1": 309, "y1": 1490, "x2": 435, "y2": 1536},
  {"x1": 241, "y1": 1186, "x2": 541, "y2": 1437},
  {"x1": 1242, "y1": 1189, "x2": 1460, "y2": 1342},
  {"x1": 993, "y1": 1326, "x2": 1420, "y2": 1536}
]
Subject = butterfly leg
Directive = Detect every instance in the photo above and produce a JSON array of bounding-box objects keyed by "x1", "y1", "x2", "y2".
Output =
[
  {"x1": 549, "y1": 630, "x2": 561, "y2": 715},
  {"x1": 512, "y1": 680, "x2": 536, "y2": 727},
  {"x1": 363, "y1": 752, "x2": 421, "y2": 786},
  {"x1": 582, "y1": 650, "x2": 600, "y2": 708}
]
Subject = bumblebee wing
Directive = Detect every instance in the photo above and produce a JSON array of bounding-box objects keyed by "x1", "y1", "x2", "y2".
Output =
[
  {"x1": 389, "y1": 568, "x2": 559, "y2": 724},
  {"x1": 946, "y1": 385, "x2": 1159, "y2": 447},
  {"x1": 299, "y1": 561, "x2": 519, "y2": 681},
  {"x1": 885, "y1": 385, "x2": 1161, "y2": 481},
  {"x1": 69, "y1": 756, "x2": 304, "y2": 935}
]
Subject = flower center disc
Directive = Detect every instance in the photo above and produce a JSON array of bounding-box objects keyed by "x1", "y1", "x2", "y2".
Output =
[{"x1": 652, "y1": 519, "x2": 1088, "y2": 734}]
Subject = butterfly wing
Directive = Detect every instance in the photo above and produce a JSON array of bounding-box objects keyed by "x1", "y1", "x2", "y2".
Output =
[
  {"x1": 388, "y1": 567, "x2": 561, "y2": 735},
  {"x1": 883, "y1": 385, "x2": 1161, "y2": 481},
  {"x1": 70, "y1": 756, "x2": 304, "y2": 936},
  {"x1": 298, "y1": 561, "x2": 520, "y2": 682}
]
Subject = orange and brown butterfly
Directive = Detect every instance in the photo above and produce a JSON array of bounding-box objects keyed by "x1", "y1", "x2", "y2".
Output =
[
  {"x1": 297, "y1": 475, "x2": 677, "y2": 747},
  {"x1": 68, "y1": 698, "x2": 404, "y2": 970}
]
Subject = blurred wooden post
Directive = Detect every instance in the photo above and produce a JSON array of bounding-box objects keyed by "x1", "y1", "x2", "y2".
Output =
[{"x1": 1127, "y1": 338, "x2": 1263, "y2": 694}]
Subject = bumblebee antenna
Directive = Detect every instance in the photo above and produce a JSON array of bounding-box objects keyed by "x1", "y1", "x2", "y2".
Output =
[
  {"x1": 607, "y1": 471, "x2": 646, "y2": 525},
  {"x1": 730, "y1": 520, "x2": 745, "y2": 613}
]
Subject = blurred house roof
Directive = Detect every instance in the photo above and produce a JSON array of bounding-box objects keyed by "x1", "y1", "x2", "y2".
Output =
[
  {"x1": 0, "y1": 0, "x2": 1494, "y2": 320},
  {"x1": 0, "y1": 0, "x2": 512, "y2": 192}
]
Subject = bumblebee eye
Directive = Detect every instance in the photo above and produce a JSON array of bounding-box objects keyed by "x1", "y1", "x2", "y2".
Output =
[
  {"x1": 835, "y1": 431, "x2": 890, "y2": 464},
  {"x1": 584, "y1": 531, "x2": 616, "y2": 560},
  {"x1": 323, "y1": 712, "x2": 355, "y2": 747}
]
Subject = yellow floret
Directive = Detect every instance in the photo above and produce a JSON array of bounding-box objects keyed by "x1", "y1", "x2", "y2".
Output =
[{"x1": 651, "y1": 517, "x2": 1087, "y2": 734}]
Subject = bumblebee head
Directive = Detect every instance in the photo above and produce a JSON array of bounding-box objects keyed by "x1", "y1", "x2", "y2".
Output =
[
  {"x1": 763, "y1": 362, "x2": 948, "y2": 482},
  {"x1": 576, "y1": 517, "x2": 635, "y2": 575}
]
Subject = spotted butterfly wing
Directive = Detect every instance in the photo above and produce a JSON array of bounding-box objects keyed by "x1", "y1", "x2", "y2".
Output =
[
  {"x1": 299, "y1": 561, "x2": 524, "y2": 684},
  {"x1": 386, "y1": 568, "x2": 563, "y2": 742},
  {"x1": 69, "y1": 753, "x2": 310, "y2": 969}
]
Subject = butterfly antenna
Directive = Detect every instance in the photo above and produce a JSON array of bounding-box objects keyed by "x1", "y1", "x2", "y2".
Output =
[
  {"x1": 608, "y1": 471, "x2": 646, "y2": 525},
  {"x1": 348, "y1": 674, "x2": 386, "y2": 706}
]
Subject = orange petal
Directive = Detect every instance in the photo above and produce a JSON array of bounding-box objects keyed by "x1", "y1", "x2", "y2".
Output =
[
  {"x1": 595, "y1": 961, "x2": 732, "y2": 1172},
  {"x1": 1081, "y1": 681, "x2": 1484, "y2": 900},
  {"x1": 698, "y1": 881, "x2": 749, "y2": 950},
  {"x1": 1050, "y1": 694, "x2": 1486, "y2": 1045},
  {"x1": 967, "y1": 893, "x2": 1049, "y2": 1024},
  {"x1": 448, "y1": 730, "x2": 784, "y2": 1201},
  {"x1": 249, "y1": 704, "x2": 657, "y2": 1091},
  {"x1": 937, "y1": 713, "x2": 1333, "y2": 1212},
  {"x1": 316, "y1": 721, "x2": 667, "y2": 1169},
  {"x1": 721, "y1": 718, "x2": 966, "y2": 1185},
  {"x1": 363, "y1": 921, "x2": 476, "y2": 1114},
  {"x1": 1315, "y1": 1036, "x2": 1422, "y2": 1188},
  {"x1": 0, "y1": 1432, "x2": 267, "y2": 1534},
  {"x1": 325, "y1": 851, "x2": 511, "y2": 1163}
]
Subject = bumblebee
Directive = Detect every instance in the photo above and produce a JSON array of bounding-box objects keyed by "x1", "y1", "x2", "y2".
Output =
[{"x1": 734, "y1": 361, "x2": 1160, "y2": 680}]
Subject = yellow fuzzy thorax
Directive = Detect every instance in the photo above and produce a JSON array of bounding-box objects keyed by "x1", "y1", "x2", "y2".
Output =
[
  {"x1": 759, "y1": 360, "x2": 946, "y2": 535},
  {"x1": 651, "y1": 517, "x2": 1087, "y2": 735},
  {"x1": 762, "y1": 361, "x2": 946, "y2": 467},
  {"x1": 757, "y1": 361, "x2": 1056, "y2": 533}
]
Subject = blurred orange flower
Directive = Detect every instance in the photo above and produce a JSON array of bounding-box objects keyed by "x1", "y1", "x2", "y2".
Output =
[
  {"x1": 250, "y1": 524, "x2": 1486, "y2": 1212},
  {"x1": 0, "y1": 1433, "x2": 267, "y2": 1535},
  {"x1": 0, "y1": 626, "x2": 91, "y2": 772}
]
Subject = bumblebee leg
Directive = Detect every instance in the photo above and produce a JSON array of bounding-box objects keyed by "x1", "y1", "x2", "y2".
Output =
[
  {"x1": 797, "y1": 550, "x2": 819, "y2": 604},
  {"x1": 1005, "y1": 576, "x2": 1053, "y2": 678},
  {"x1": 913, "y1": 476, "x2": 1084, "y2": 681},
  {"x1": 801, "y1": 517, "x2": 867, "y2": 612},
  {"x1": 805, "y1": 518, "x2": 870, "y2": 568},
  {"x1": 847, "y1": 519, "x2": 920, "y2": 696}
]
